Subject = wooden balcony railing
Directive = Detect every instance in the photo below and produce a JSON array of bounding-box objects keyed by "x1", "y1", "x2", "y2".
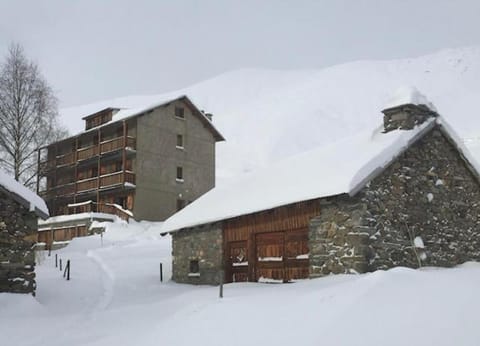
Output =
[
  {"x1": 100, "y1": 171, "x2": 136, "y2": 188},
  {"x1": 68, "y1": 201, "x2": 133, "y2": 221},
  {"x1": 39, "y1": 136, "x2": 136, "y2": 170},
  {"x1": 77, "y1": 145, "x2": 99, "y2": 161},
  {"x1": 76, "y1": 177, "x2": 97, "y2": 193}
]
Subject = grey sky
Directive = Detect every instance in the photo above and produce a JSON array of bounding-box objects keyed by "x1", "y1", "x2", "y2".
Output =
[{"x1": 1, "y1": 0, "x2": 479, "y2": 107}]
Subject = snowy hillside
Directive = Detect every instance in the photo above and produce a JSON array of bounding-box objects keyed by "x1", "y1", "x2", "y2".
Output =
[
  {"x1": 60, "y1": 46, "x2": 480, "y2": 183},
  {"x1": 1, "y1": 222, "x2": 480, "y2": 346}
]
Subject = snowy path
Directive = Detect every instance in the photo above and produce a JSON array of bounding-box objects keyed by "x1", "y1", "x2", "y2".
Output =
[{"x1": 2, "y1": 221, "x2": 480, "y2": 346}]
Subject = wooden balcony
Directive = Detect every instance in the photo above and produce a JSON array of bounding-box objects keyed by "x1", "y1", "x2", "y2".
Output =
[
  {"x1": 100, "y1": 136, "x2": 136, "y2": 154},
  {"x1": 76, "y1": 177, "x2": 97, "y2": 193},
  {"x1": 77, "y1": 145, "x2": 99, "y2": 161},
  {"x1": 100, "y1": 171, "x2": 135, "y2": 188},
  {"x1": 57, "y1": 152, "x2": 75, "y2": 166}
]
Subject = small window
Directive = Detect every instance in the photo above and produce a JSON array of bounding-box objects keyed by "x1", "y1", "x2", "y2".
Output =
[
  {"x1": 176, "y1": 166, "x2": 183, "y2": 181},
  {"x1": 176, "y1": 199, "x2": 185, "y2": 211},
  {"x1": 175, "y1": 106, "x2": 185, "y2": 118},
  {"x1": 176, "y1": 134, "x2": 184, "y2": 148},
  {"x1": 189, "y1": 260, "x2": 199, "y2": 274}
]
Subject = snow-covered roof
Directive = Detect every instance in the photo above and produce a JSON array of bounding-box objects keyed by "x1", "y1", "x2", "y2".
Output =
[
  {"x1": 162, "y1": 94, "x2": 479, "y2": 234},
  {"x1": 384, "y1": 86, "x2": 438, "y2": 111},
  {"x1": 0, "y1": 170, "x2": 49, "y2": 219},
  {"x1": 60, "y1": 94, "x2": 224, "y2": 141}
]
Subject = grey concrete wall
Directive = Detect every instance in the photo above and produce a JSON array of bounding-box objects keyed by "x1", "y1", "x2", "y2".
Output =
[
  {"x1": 0, "y1": 190, "x2": 38, "y2": 294},
  {"x1": 133, "y1": 99, "x2": 216, "y2": 221},
  {"x1": 172, "y1": 223, "x2": 223, "y2": 285}
]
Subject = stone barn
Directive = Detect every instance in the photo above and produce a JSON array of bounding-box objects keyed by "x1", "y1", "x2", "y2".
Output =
[
  {"x1": 162, "y1": 90, "x2": 480, "y2": 285},
  {"x1": 0, "y1": 171, "x2": 49, "y2": 294}
]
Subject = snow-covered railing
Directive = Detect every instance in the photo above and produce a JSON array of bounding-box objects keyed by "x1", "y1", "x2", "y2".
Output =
[{"x1": 68, "y1": 200, "x2": 132, "y2": 221}]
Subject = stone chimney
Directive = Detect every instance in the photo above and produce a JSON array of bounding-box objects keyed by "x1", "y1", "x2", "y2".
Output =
[{"x1": 382, "y1": 87, "x2": 437, "y2": 133}]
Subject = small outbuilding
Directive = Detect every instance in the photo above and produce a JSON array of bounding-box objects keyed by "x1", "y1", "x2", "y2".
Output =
[
  {"x1": 163, "y1": 88, "x2": 480, "y2": 285},
  {"x1": 0, "y1": 170, "x2": 49, "y2": 294}
]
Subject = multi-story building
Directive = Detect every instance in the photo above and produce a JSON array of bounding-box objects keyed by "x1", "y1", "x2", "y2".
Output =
[{"x1": 37, "y1": 95, "x2": 224, "y2": 234}]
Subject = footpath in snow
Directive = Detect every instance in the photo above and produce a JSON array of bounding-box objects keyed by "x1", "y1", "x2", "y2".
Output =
[{"x1": 1, "y1": 220, "x2": 480, "y2": 346}]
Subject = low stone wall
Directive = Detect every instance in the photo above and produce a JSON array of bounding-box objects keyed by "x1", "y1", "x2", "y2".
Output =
[
  {"x1": 0, "y1": 191, "x2": 38, "y2": 294},
  {"x1": 172, "y1": 223, "x2": 224, "y2": 285}
]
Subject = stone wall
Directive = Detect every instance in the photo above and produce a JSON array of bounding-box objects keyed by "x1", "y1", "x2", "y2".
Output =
[
  {"x1": 172, "y1": 223, "x2": 223, "y2": 285},
  {"x1": 0, "y1": 190, "x2": 38, "y2": 294},
  {"x1": 309, "y1": 196, "x2": 370, "y2": 277},
  {"x1": 309, "y1": 126, "x2": 480, "y2": 276}
]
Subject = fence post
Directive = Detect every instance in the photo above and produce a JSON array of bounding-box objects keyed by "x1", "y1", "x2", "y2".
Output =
[
  {"x1": 55, "y1": 254, "x2": 58, "y2": 268},
  {"x1": 67, "y1": 260, "x2": 70, "y2": 281},
  {"x1": 159, "y1": 262, "x2": 163, "y2": 282},
  {"x1": 219, "y1": 271, "x2": 224, "y2": 299},
  {"x1": 59, "y1": 259, "x2": 62, "y2": 271}
]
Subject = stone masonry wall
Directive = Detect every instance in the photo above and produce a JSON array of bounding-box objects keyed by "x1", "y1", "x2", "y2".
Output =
[
  {"x1": 0, "y1": 190, "x2": 38, "y2": 294},
  {"x1": 309, "y1": 126, "x2": 480, "y2": 276},
  {"x1": 172, "y1": 223, "x2": 223, "y2": 285},
  {"x1": 309, "y1": 196, "x2": 371, "y2": 277}
]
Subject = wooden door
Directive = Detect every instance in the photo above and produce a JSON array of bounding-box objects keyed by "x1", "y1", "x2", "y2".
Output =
[
  {"x1": 284, "y1": 229, "x2": 309, "y2": 281},
  {"x1": 255, "y1": 232, "x2": 285, "y2": 282},
  {"x1": 226, "y1": 241, "x2": 249, "y2": 283}
]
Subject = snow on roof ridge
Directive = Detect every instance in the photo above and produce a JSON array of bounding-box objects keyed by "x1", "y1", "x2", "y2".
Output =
[{"x1": 0, "y1": 170, "x2": 49, "y2": 219}]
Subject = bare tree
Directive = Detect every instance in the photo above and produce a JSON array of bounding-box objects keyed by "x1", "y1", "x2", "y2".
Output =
[{"x1": 0, "y1": 43, "x2": 66, "y2": 187}]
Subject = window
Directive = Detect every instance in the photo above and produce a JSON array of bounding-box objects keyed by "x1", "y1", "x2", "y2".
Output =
[
  {"x1": 176, "y1": 199, "x2": 185, "y2": 211},
  {"x1": 176, "y1": 166, "x2": 183, "y2": 182},
  {"x1": 176, "y1": 134, "x2": 184, "y2": 149},
  {"x1": 175, "y1": 106, "x2": 185, "y2": 119},
  {"x1": 189, "y1": 260, "x2": 199, "y2": 274}
]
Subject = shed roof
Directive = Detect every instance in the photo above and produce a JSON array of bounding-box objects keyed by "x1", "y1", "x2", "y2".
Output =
[
  {"x1": 0, "y1": 170, "x2": 49, "y2": 219},
  {"x1": 161, "y1": 109, "x2": 479, "y2": 234}
]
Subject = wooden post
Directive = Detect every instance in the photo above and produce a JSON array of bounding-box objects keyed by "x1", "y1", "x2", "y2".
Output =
[
  {"x1": 160, "y1": 262, "x2": 163, "y2": 282},
  {"x1": 63, "y1": 260, "x2": 70, "y2": 280},
  {"x1": 59, "y1": 259, "x2": 62, "y2": 271},
  {"x1": 122, "y1": 121, "x2": 127, "y2": 186},
  {"x1": 55, "y1": 254, "x2": 58, "y2": 267},
  {"x1": 219, "y1": 270, "x2": 224, "y2": 298},
  {"x1": 36, "y1": 148, "x2": 41, "y2": 194}
]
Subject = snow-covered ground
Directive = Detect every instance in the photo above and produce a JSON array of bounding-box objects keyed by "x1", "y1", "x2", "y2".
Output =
[{"x1": 1, "y1": 221, "x2": 480, "y2": 346}]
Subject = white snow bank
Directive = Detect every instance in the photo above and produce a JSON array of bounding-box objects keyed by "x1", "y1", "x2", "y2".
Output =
[
  {"x1": 0, "y1": 170, "x2": 49, "y2": 218},
  {"x1": 384, "y1": 85, "x2": 437, "y2": 111},
  {"x1": 162, "y1": 119, "x2": 436, "y2": 233},
  {"x1": 38, "y1": 212, "x2": 117, "y2": 226}
]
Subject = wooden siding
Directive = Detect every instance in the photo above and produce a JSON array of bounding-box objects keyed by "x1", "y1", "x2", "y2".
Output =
[{"x1": 223, "y1": 199, "x2": 320, "y2": 283}]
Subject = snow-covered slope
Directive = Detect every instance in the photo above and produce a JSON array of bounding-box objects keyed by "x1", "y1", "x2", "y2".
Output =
[
  {"x1": 1, "y1": 222, "x2": 480, "y2": 346},
  {"x1": 60, "y1": 46, "x2": 480, "y2": 183}
]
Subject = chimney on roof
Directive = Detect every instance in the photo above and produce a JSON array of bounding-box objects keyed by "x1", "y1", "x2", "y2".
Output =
[{"x1": 382, "y1": 86, "x2": 437, "y2": 133}]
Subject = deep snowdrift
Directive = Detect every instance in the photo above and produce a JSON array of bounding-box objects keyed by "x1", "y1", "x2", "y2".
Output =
[
  {"x1": 60, "y1": 46, "x2": 480, "y2": 183},
  {"x1": 1, "y1": 221, "x2": 479, "y2": 346}
]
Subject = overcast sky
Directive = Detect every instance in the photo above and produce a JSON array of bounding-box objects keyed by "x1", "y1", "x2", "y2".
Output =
[{"x1": 1, "y1": 0, "x2": 480, "y2": 107}]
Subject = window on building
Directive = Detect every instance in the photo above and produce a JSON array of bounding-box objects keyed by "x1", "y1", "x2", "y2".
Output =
[
  {"x1": 175, "y1": 106, "x2": 185, "y2": 119},
  {"x1": 176, "y1": 166, "x2": 183, "y2": 181},
  {"x1": 176, "y1": 199, "x2": 185, "y2": 211},
  {"x1": 189, "y1": 260, "x2": 199, "y2": 274},
  {"x1": 176, "y1": 134, "x2": 184, "y2": 148}
]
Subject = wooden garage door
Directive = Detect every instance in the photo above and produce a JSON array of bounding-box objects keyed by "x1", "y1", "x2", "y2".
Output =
[{"x1": 255, "y1": 229, "x2": 309, "y2": 282}]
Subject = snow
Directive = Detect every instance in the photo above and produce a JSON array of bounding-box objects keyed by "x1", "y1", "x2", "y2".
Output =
[
  {"x1": 38, "y1": 212, "x2": 118, "y2": 226},
  {"x1": 58, "y1": 46, "x2": 480, "y2": 185},
  {"x1": 384, "y1": 86, "x2": 437, "y2": 111},
  {"x1": 0, "y1": 169, "x2": 49, "y2": 218},
  {"x1": 427, "y1": 193, "x2": 434, "y2": 202},
  {"x1": 1, "y1": 220, "x2": 480, "y2": 345},
  {"x1": 162, "y1": 119, "x2": 439, "y2": 233},
  {"x1": 414, "y1": 236, "x2": 425, "y2": 249}
]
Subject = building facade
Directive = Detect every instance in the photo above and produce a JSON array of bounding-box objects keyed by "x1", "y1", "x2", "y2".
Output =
[
  {"x1": 37, "y1": 96, "x2": 224, "y2": 225},
  {"x1": 164, "y1": 97, "x2": 480, "y2": 285}
]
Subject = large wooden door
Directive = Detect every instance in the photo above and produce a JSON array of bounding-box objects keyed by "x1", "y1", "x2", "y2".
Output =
[
  {"x1": 254, "y1": 229, "x2": 309, "y2": 282},
  {"x1": 226, "y1": 241, "x2": 249, "y2": 283}
]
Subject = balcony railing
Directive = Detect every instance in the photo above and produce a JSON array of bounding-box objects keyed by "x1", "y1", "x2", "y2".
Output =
[
  {"x1": 40, "y1": 136, "x2": 136, "y2": 170},
  {"x1": 76, "y1": 177, "x2": 97, "y2": 193},
  {"x1": 67, "y1": 201, "x2": 132, "y2": 221}
]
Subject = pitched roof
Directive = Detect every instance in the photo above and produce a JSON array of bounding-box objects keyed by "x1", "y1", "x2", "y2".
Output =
[
  {"x1": 161, "y1": 111, "x2": 479, "y2": 234},
  {"x1": 61, "y1": 95, "x2": 225, "y2": 141},
  {"x1": 0, "y1": 170, "x2": 49, "y2": 219}
]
